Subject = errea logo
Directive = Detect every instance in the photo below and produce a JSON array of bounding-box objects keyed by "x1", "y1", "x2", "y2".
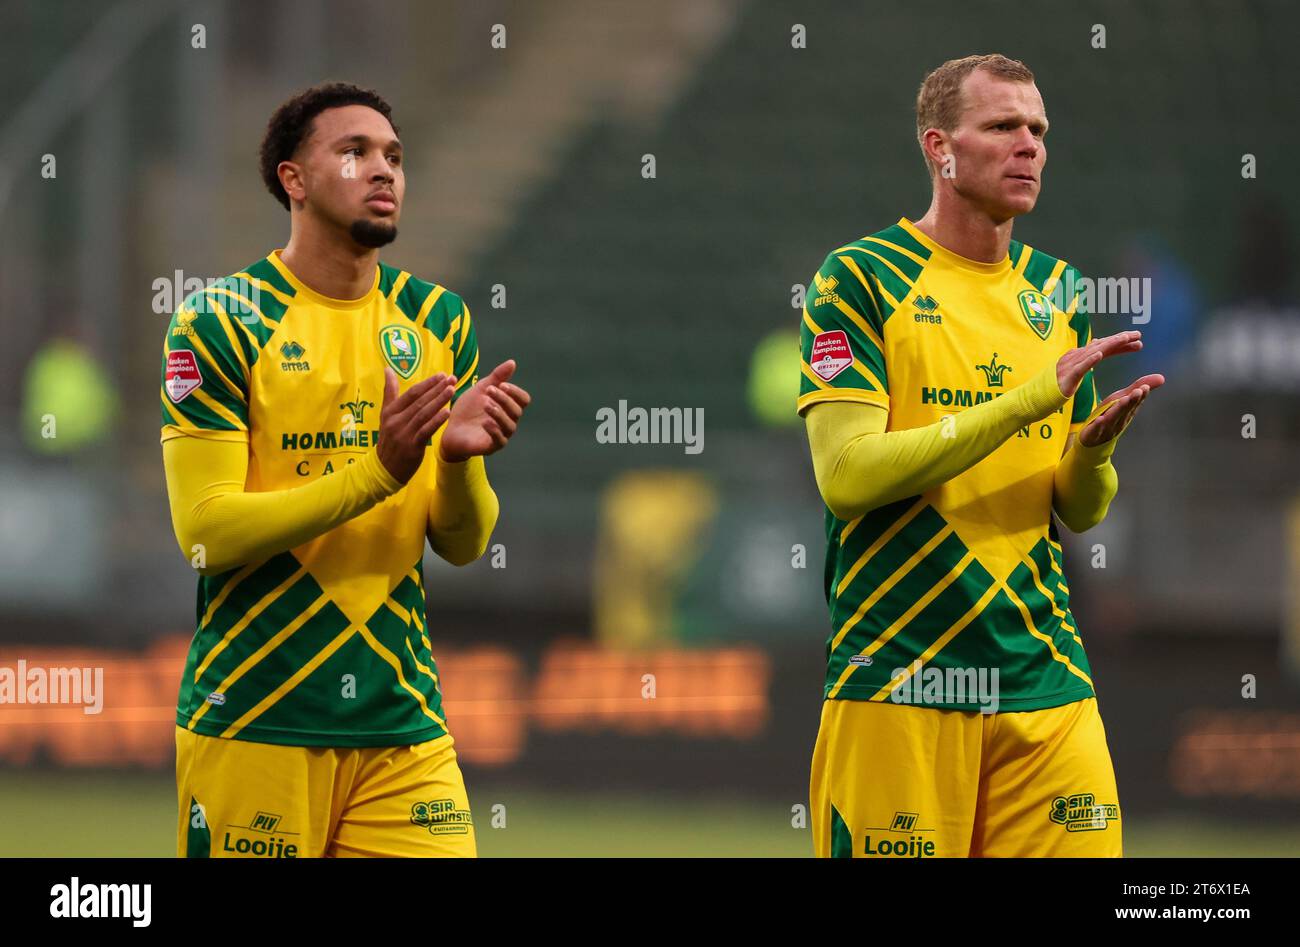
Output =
[
  {"x1": 280, "y1": 340, "x2": 310, "y2": 372},
  {"x1": 812, "y1": 273, "x2": 841, "y2": 307},
  {"x1": 171, "y1": 307, "x2": 198, "y2": 338},
  {"x1": 913, "y1": 294, "x2": 942, "y2": 325}
]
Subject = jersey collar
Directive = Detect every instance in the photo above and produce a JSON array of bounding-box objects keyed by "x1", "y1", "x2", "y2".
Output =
[
  {"x1": 267, "y1": 249, "x2": 381, "y2": 310},
  {"x1": 898, "y1": 218, "x2": 1012, "y2": 276}
]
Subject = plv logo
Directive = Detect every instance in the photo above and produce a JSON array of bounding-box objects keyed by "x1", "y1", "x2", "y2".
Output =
[
  {"x1": 165, "y1": 350, "x2": 203, "y2": 402},
  {"x1": 810, "y1": 329, "x2": 853, "y2": 381},
  {"x1": 250, "y1": 812, "x2": 282, "y2": 833}
]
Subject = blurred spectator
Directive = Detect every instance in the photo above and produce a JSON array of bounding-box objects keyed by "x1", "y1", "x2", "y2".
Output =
[
  {"x1": 747, "y1": 328, "x2": 801, "y2": 428},
  {"x1": 21, "y1": 328, "x2": 120, "y2": 454}
]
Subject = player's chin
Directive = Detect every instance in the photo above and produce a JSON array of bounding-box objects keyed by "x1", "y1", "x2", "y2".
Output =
[
  {"x1": 1001, "y1": 182, "x2": 1039, "y2": 212},
  {"x1": 996, "y1": 192, "x2": 1038, "y2": 217},
  {"x1": 349, "y1": 218, "x2": 399, "y2": 248}
]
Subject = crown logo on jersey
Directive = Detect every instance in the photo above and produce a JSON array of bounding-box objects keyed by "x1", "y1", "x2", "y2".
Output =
[
  {"x1": 1018, "y1": 290, "x2": 1054, "y2": 340},
  {"x1": 379, "y1": 325, "x2": 422, "y2": 379},
  {"x1": 975, "y1": 352, "x2": 1013, "y2": 387},
  {"x1": 340, "y1": 388, "x2": 376, "y2": 444},
  {"x1": 340, "y1": 391, "x2": 376, "y2": 425},
  {"x1": 913, "y1": 295, "x2": 939, "y2": 313}
]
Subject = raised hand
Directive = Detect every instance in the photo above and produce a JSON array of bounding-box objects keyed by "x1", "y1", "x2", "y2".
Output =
[
  {"x1": 1079, "y1": 373, "x2": 1165, "y2": 447},
  {"x1": 438, "y1": 359, "x2": 532, "y2": 464},
  {"x1": 376, "y1": 366, "x2": 456, "y2": 484},
  {"x1": 1056, "y1": 330, "x2": 1144, "y2": 399}
]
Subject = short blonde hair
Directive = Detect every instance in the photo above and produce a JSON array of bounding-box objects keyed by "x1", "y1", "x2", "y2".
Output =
[{"x1": 916, "y1": 54, "x2": 1035, "y2": 175}]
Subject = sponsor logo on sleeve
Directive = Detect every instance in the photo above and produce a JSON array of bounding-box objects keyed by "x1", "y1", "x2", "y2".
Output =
[
  {"x1": 810, "y1": 329, "x2": 854, "y2": 382},
  {"x1": 165, "y1": 350, "x2": 203, "y2": 403}
]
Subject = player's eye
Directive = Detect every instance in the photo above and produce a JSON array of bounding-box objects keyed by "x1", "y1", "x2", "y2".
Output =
[{"x1": 387, "y1": 153, "x2": 402, "y2": 166}]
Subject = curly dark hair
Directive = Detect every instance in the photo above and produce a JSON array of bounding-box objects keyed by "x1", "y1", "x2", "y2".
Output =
[{"x1": 259, "y1": 82, "x2": 399, "y2": 211}]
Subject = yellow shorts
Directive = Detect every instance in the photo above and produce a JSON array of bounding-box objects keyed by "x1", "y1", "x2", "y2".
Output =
[
  {"x1": 175, "y1": 727, "x2": 476, "y2": 858},
  {"x1": 810, "y1": 697, "x2": 1121, "y2": 857}
]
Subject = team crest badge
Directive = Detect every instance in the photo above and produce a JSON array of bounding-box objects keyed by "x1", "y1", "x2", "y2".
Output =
[
  {"x1": 1018, "y1": 290, "x2": 1054, "y2": 340},
  {"x1": 379, "y1": 325, "x2": 422, "y2": 378}
]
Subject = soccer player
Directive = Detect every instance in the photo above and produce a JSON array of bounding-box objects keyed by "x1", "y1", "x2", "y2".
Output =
[
  {"x1": 161, "y1": 83, "x2": 530, "y2": 857},
  {"x1": 799, "y1": 55, "x2": 1163, "y2": 857}
]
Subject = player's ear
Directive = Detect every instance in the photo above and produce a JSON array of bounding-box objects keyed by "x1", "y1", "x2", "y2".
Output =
[
  {"x1": 921, "y1": 128, "x2": 949, "y2": 178},
  {"x1": 277, "y1": 160, "x2": 306, "y2": 206}
]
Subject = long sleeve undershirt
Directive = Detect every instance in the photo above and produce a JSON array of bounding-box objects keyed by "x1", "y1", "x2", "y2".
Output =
[
  {"x1": 163, "y1": 435, "x2": 498, "y2": 575},
  {"x1": 804, "y1": 363, "x2": 1121, "y2": 532},
  {"x1": 1052, "y1": 408, "x2": 1120, "y2": 533},
  {"x1": 426, "y1": 454, "x2": 500, "y2": 566}
]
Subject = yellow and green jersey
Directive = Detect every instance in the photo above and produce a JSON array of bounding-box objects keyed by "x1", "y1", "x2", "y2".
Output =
[
  {"x1": 799, "y1": 218, "x2": 1099, "y2": 712},
  {"x1": 160, "y1": 250, "x2": 480, "y2": 747}
]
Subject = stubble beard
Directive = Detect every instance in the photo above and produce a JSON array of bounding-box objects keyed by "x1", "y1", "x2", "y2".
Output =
[{"x1": 350, "y1": 218, "x2": 398, "y2": 249}]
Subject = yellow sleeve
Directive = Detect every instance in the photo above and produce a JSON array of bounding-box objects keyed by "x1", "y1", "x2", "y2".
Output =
[
  {"x1": 1052, "y1": 438, "x2": 1118, "y2": 533},
  {"x1": 426, "y1": 454, "x2": 500, "y2": 566},
  {"x1": 1052, "y1": 397, "x2": 1124, "y2": 533},
  {"x1": 805, "y1": 363, "x2": 1067, "y2": 521},
  {"x1": 162, "y1": 434, "x2": 402, "y2": 575}
]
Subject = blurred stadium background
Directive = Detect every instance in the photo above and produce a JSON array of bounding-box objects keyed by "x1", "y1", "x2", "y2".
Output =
[{"x1": 2, "y1": 0, "x2": 1299, "y2": 856}]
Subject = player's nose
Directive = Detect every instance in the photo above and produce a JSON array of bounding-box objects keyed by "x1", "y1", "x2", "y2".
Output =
[{"x1": 1012, "y1": 127, "x2": 1040, "y2": 157}]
